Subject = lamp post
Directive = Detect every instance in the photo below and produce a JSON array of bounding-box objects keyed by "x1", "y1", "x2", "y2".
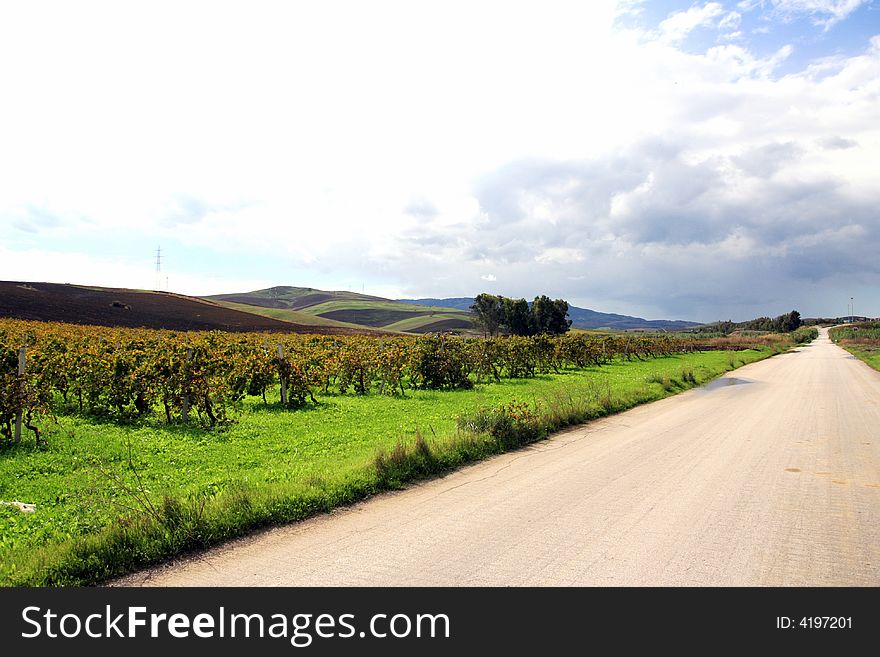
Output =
[{"x1": 851, "y1": 297, "x2": 854, "y2": 324}]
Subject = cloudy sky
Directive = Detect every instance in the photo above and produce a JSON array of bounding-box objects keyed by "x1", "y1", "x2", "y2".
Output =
[{"x1": 1, "y1": 0, "x2": 878, "y2": 321}]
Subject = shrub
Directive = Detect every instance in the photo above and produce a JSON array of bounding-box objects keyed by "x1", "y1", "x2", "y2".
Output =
[
  {"x1": 410, "y1": 335, "x2": 473, "y2": 390},
  {"x1": 373, "y1": 433, "x2": 440, "y2": 487},
  {"x1": 790, "y1": 327, "x2": 819, "y2": 344},
  {"x1": 456, "y1": 401, "x2": 540, "y2": 448}
]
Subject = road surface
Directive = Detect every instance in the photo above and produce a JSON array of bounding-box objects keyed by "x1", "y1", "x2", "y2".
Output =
[{"x1": 116, "y1": 329, "x2": 879, "y2": 586}]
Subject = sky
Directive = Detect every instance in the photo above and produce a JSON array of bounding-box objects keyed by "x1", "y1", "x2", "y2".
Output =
[{"x1": 1, "y1": 0, "x2": 878, "y2": 322}]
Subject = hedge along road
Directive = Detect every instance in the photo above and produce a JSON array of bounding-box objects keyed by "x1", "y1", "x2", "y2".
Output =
[{"x1": 116, "y1": 329, "x2": 879, "y2": 586}]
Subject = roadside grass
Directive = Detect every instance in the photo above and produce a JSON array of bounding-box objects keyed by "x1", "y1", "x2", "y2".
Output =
[
  {"x1": 0, "y1": 349, "x2": 772, "y2": 586},
  {"x1": 829, "y1": 323, "x2": 880, "y2": 372},
  {"x1": 837, "y1": 345, "x2": 880, "y2": 372}
]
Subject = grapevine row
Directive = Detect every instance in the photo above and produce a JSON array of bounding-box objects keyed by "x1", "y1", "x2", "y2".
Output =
[{"x1": 0, "y1": 318, "x2": 701, "y2": 439}]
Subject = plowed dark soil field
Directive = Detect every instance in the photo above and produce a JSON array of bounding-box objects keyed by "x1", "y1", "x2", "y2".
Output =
[{"x1": 0, "y1": 281, "x2": 369, "y2": 334}]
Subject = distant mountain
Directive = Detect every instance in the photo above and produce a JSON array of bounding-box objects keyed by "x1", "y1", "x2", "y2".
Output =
[
  {"x1": 398, "y1": 297, "x2": 700, "y2": 331},
  {"x1": 565, "y1": 307, "x2": 700, "y2": 331},
  {"x1": 397, "y1": 298, "x2": 475, "y2": 312}
]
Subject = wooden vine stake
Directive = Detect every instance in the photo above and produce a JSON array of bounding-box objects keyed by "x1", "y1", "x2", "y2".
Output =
[
  {"x1": 13, "y1": 345, "x2": 25, "y2": 444},
  {"x1": 278, "y1": 344, "x2": 288, "y2": 405},
  {"x1": 181, "y1": 348, "x2": 192, "y2": 423}
]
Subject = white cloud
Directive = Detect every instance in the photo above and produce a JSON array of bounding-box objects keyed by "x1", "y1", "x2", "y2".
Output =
[
  {"x1": 658, "y1": 2, "x2": 725, "y2": 43},
  {"x1": 480, "y1": 274, "x2": 497, "y2": 282},
  {"x1": 534, "y1": 248, "x2": 585, "y2": 265},
  {"x1": 740, "y1": 0, "x2": 869, "y2": 28},
  {"x1": 718, "y1": 10, "x2": 743, "y2": 32}
]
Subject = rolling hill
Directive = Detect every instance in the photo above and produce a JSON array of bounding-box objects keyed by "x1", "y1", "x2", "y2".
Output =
[{"x1": 206, "y1": 287, "x2": 473, "y2": 333}]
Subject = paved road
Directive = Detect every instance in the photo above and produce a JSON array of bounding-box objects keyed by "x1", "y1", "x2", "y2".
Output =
[{"x1": 116, "y1": 329, "x2": 879, "y2": 586}]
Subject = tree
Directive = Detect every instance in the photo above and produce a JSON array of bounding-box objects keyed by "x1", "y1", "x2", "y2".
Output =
[
  {"x1": 470, "y1": 293, "x2": 505, "y2": 337},
  {"x1": 530, "y1": 296, "x2": 572, "y2": 335},
  {"x1": 502, "y1": 297, "x2": 532, "y2": 336},
  {"x1": 779, "y1": 310, "x2": 801, "y2": 332},
  {"x1": 551, "y1": 298, "x2": 573, "y2": 334},
  {"x1": 472, "y1": 292, "x2": 572, "y2": 336}
]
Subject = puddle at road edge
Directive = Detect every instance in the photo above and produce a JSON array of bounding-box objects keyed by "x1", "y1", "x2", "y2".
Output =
[{"x1": 699, "y1": 377, "x2": 753, "y2": 392}]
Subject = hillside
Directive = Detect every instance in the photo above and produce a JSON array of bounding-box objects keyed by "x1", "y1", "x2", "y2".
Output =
[
  {"x1": 0, "y1": 281, "x2": 699, "y2": 335},
  {"x1": 206, "y1": 287, "x2": 472, "y2": 333},
  {"x1": 397, "y1": 297, "x2": 700, "y2": 331},
  {"x1": 209, "y1": 299, "x2": 369, "y2": 332},
  {"x1": 209, "y1": 286, "x2": 391, "y2": 311},
  {"x1": 0, "y1": 281, "x2": 370, "y2": 334}
]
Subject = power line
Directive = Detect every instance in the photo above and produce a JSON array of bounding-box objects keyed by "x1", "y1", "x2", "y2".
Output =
[{"x1": 155, "y1": 246, "x2": 163, "y2": 290}]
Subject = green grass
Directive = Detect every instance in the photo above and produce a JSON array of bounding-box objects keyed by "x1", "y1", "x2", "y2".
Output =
[
  {"x1": 0, "y1": 349, "x2": 772, "y2": 586},
  {"x1": 838, "y1": 345, "x2": 880, "y2": 371},
  {"x1": 829, "y1": 323, "x2": 880, "y2": 372}
]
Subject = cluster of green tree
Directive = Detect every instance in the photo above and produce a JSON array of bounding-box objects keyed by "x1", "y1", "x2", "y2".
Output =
[
  {"x1": 695, "y1": 310, "x2": 802, "y2": 335},
  {"x1": 802, "y1": 317, "x2": 842, "y2": 326},
  {"x1": 470, "y1": 293, "x2": 572, "y2": 337}
]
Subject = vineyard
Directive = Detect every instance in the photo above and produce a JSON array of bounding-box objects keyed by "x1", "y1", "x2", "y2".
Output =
[{"x1": 1, "y1": 318, "x2": 710, "y2": 443}]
